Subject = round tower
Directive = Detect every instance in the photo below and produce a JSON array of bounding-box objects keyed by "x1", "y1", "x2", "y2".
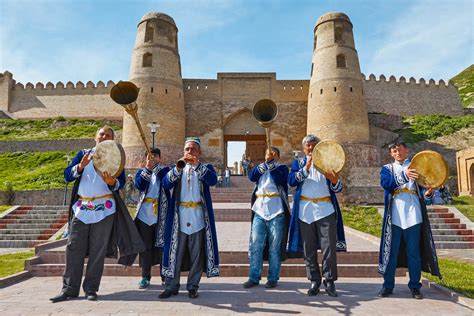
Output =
[
  {"x1": 123, "y1": 12, "x2": 185, "y2": 167},
  {"x1": 307, "y1": 12, "x2": 369, "y2": 143}
]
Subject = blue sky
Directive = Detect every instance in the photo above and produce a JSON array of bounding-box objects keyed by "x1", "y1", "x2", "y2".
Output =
[{"x1": 0, "y1": 0, "x2": 472, "y2": 85}]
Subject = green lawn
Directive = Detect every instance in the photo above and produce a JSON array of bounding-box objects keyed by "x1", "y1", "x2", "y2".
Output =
[
  {"x1": 0, "y1": 205, "x2": 12, "y2": 214},
  {"x1": 0, "y1": 117, "x2": 121, "y2": 141},
  {"x1": 0, "y1": 151, "x2": 76, "y2": 190},
  {"x1": 0, "y1": 251, "x2": 35, "y2": 278},
  {"x1": 398, "y1": 114, "x2": 474, "y2": 144},
  {"x1": 341, "y1": 205, "x2": 383, "y2": 238},
  {"x1": 452, "y1": 196, "x2": 474, "y2": 221},
  {"x1": 423, "y1": 257, "x2": 474, "y2": 299}
]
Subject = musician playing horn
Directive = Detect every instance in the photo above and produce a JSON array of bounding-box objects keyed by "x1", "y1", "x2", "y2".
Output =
[
  {"x1": 378, "y1": 141, "x2": 441, "y2": 299},
  {"x1": 243, "y1": 146, "x2": 290, "y2": 289},
  {"x1": 159, "y1": 137, "x2": 219, "y2": 299},
  {"x1": 287, "y1": 134, "x2": 346, "y2": 297},
  {"x1": 50, "y1": 126, "x2": 145, "y2": 303}
]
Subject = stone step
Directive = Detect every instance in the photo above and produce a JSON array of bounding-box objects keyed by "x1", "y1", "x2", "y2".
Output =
[
  {"x1": 428, "y1": 218, "x2": 460, "y2": 224},
  {"x1": 427, "y1": 213, "x2": 454, "y2": 219},
  {"x1": 214, "y1": 209, "x2": 249, "y2": 222},
  {"x1": 0, "y1": 234, "x2": 51, "y2": 241},
  {"x1": 0, "y1": 228, "x2": 58, "y2": 235},
  {"x1": 434, "y1": 242, "x2": 474, "y2": 249},
  {"x1": 433, "y1": 235, "x2": 474, "y2": 242},
  {"x1": 3, "y1": 223, "x2": 65, "y2": 229},
  {"x1": 0, "y1": 240, "x2": 46, "y2": 248},
  {"x1": 28, "y1": 263, "x2": 405, "y2": 278},
  {"x1": 19, "y1": 205, "x2": 68, "y2": 210},
  {"x1": 426, "y1": 208, "x2": 449, "y2": 213},
  {"x1": 430, "y1": 223, "x2": 466, "y2": 229},
  {"x1": 0, "y1": 218, "x2": 66, "y2": 224},
  {"x1": 3, "y1": 214, "x2": 66, "y2": 220},
  {"x1": 39, "y1": 250, "x2": 380, "y2": 265},
  {"x1": 431, "y1": 229, "x2": 473, "y2": 236},
  {"x1": 21, "y1": 210, "x2": 66, "y2": 215}
]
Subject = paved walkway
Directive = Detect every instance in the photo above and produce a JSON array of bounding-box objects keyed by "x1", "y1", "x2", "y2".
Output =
[{"x1": 0, "y1": 276, "x2": 472, "y2": 315}]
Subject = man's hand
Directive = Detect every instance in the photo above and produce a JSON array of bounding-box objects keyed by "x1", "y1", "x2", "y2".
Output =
[
  {"x1": 304, "y1": 156, "x2": 312, "y2": 172},
  {"x1": 324, "y1": 169, "x2": 339, "y2": 185},
  {"x1": 102, "y1": 171, "x2": 116, "y2": 186},
  {"x1": 424, "y1": 185, "x2": 434, "y2": 197},
  {"x1": 265, "y1": 150, "x2": 276, "y2": 162},
  {"x1": 78, "y1": 151, "x2": 93, "y2": 172},
  {"x1": 145, "y1": 153, "x2": 159, "y2": 170},
  {"x1": 405, "y1": 168, "x2": 419, "y2": 180},
  {"x1": 183, "y1": 153, "x2": 199, "y2": 166}
]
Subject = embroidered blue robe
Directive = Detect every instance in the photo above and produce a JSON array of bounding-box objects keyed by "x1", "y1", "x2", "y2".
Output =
[
  {"x1": 378, "y1": 163, "x2": 442, "y2": 278},
  {"x1": 248, "y1": 162, "x2": 291, "y2": 261},
  {"x1": 161, "y1": 163, "x2": 220, "y2": 278},
  {"x1": 287, "y1": 158, "x2": 347, "y2": 255}
]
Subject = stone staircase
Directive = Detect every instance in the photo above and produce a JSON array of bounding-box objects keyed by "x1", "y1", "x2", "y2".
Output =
[
  {"x1": 0, "y1": 206, "x2": 68, "y2": 247},
  {"x1": 427, "y1": 206, "x2": 474, "y2": 249}
]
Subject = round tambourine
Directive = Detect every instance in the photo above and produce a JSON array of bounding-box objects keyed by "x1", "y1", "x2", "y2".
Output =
[
  {"x1": 312, "y1": 139, "x2": 346, "y2": 174},
  {"x1": 408, "y1": 150, "x2": 448, "y2": 189},
  {"x1": 92, "y1": 140, "x2": 126, "y2": 178}
]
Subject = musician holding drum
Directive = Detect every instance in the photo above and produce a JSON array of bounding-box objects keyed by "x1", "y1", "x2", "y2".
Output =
[
  {"x1": 378, "y1": 141, "x2": 442, "y2": 299},
  {"x1": 287, "y1": 134, "x2": 347, "y2": 297},
  {"x1": 50, "y1": 126, "x2": 145, "y2": 303}
]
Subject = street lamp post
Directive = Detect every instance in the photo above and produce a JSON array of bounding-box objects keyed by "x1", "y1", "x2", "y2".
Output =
[
  {"x1": 63, "y1": 154, "x2": 71, "y2": 205},
  {"x1": 147, "y1": 121, "x2": 158, "y2": 148}
]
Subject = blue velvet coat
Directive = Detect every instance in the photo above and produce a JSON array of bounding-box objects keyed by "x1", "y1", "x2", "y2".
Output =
[
  {"x1": 287, "y1": 158, "x2": 347, "y2": 255},
  {"x1": 378, "y1": 163, "x2": 441, "y2": 278},
  {"x1": 248, "y1": 161, "x2": 290, "y2": 261},
  {"x1": 161, "y1": 163, "x2": 220, "y2": 278}
]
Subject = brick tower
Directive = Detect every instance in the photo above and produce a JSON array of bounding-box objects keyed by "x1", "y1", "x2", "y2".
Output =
[
  {"x1": 123, "y1": 12, "x2": 185, "y2": 167},
  {"x1": 307, "y1": 12, "x2": 369, "y2": 143}
]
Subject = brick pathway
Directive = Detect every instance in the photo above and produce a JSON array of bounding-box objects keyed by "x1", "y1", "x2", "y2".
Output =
[{"x1": 0, "y1": 276, "x2": 472, "y2": 315}]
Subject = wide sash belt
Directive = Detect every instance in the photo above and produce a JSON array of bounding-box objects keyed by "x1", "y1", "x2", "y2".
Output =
[
  {"x1": 393, "y1": 188, "x2": 417, "y2": 196},
  {"x1": 300, "y1": 196, "x2": 331, "y2": 203},
  {"x1": 143, "y1": 197, "x2": 159, "y2": 215},
  {"x1": 256, "y1": 192, "x2": 281, "y2": 198},
  {"x1": 180, "y1": 201, "x2": 202, "y2": 208},
  {"x1": 78, "y1": 194, "x2": 113, "y2": 201}
]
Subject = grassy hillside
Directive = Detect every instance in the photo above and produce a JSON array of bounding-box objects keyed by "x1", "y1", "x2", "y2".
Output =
[
  {"x1": 0, "y1": 117, "x2": 121, "y2": 141},
  {"x1": 451, "y1": 64, "x2": 474, "y2": 108},
  {"x1": 398, "y1": 114, "x2": 474, "y2": 144},
  {"x1": 0, "y1": 151, "x2": 76, "y2": 190}
]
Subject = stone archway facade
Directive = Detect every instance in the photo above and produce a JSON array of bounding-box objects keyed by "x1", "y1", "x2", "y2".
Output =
[{"x1": 456, "y1": 148, "x2": 474, "y2": 196}]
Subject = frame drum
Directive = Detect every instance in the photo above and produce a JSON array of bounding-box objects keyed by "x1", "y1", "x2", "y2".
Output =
[
  {"x1": 409, "y1": 150, "x2": 448, "y2": 189},
  {"x1": 312, "y1": 139, "x2": 346, "y2": 174},
  {"x1": 93, "y1": 140, "x2": 126, "y2": 178}
]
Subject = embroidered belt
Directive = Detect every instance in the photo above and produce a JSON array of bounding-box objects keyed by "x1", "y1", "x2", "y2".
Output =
[
  {"x1": 180, "y1": 201, "x2": 202, "y2": 208},
  {"x1": 300, "y1": 196, "x2": 331, "y2": 203},
  {"x1": 143, "y1": 197, "x2": 159, "y2": 215},
  {"x1": 256, "y1": 192, "x2": 280, "y2": 198},
  {"x1": 393, "y1": 188, "x2": 417, "y2": 196},
  {"x1": 78, "y1": 194, "x2": 113, "y2": 201}
]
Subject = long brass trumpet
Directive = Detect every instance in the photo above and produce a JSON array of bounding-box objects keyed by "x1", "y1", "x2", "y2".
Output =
[
  {"x1": 110, "y1": 81, "x2": 152, "y2": 156},
  {"x1": 252, "y1": 99, "x2": 278, "y2": 153}
]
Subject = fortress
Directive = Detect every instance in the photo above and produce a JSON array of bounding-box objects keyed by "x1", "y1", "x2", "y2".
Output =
[{"x1": 0, "y1": 12, "x2": 465, "y2": 202}]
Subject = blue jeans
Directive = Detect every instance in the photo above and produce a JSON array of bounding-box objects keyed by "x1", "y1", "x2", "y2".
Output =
[
  {"x1": 249, "y1": 213, "x2": 285, "y2": 283},
  {"x1": 383, "y1": 223, "x2": 422, "y2": 290}
]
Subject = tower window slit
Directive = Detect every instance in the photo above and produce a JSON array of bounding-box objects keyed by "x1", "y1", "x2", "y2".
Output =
[
  {"x1": 320, "y1": 89, "x2": 323, "y2": 94},
  {"x1": 334, "y1": 87, "x2": 337, "y2": 92}
]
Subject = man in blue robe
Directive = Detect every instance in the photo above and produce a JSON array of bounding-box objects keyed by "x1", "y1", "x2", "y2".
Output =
[
  {"x1": 378, "y1": 141, "x2": 441, "y2": 299},
  {"x1": 243, "y1": 147, "x2": 290, "y2": 289},
  {"x1": 287, "y1": 135, "x2": 346, "y2": 297},
  {"x1": 159, "y1": 137, "x2": 219, "y2": 299},
  {"x1": 50, "y1": 126, "x2": 145, "y2": 303}
]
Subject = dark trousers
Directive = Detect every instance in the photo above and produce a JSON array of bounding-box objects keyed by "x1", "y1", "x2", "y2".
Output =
[
  {"x1": 136, "y1": 220, "x2": 156, "y2": 280},
  {"x1": 62, "y1": 215, "x2": 114, "y2": 296},
  {"x1": 299, "y1": 213, "x2": 337, "y2": 285},
  {"x1": 383, "y1": 223, "x2": 422, "y2": 290},
  {"x1": 165, "y1": 229, "x2": 205, "y2": 291}
]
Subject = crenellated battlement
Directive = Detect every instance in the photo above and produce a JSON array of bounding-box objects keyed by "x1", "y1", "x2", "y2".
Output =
[
  {"x1": 13, "y1": 79, "x2": 115, "y2": 91},
  {"x1": 362, "y1": 73, "x2": 455, "y2": 88}
]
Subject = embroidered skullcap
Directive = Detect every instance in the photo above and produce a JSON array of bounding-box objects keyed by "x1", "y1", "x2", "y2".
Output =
[
  {"x1": 302, "y1": 134, "x2": 320, "y2": 145},
  {"x1": 185, "y1": 137, "x2": 201, "y2": 147}
]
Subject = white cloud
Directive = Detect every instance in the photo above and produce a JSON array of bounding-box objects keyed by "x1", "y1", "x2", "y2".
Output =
[{"x1": 366, "y1": 0, "x2": 473, "y2": 80}]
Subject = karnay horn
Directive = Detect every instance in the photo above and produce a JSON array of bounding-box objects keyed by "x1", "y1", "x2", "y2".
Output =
[{"x1": 252, "y1": 99, "x2": 278, "y2": 153}]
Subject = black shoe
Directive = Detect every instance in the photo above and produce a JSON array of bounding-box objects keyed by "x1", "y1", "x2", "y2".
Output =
[
  {"x1": 265, "y1": 281, "x2": 277, "y2": 288},
  {"x1": 188, "y1": 289, "x2": 199, "y2": 299},
  {"x1": 323, "y1": 280, "x2": 338, "y2": 297},
  {"x1": 49, "y1": 292, "x2": 77, "y2": 303},
  {"x1": 411, "y1": 288, "x2": 423, "y2": 299},
  {"x1": 158, "y1": 289, "x2": 179, "y2": 299},
  {"x1": 85, "y1": 292, "x2": 97, "y2": 301},
  {"x1": 307, "y1": 282, "x2": 320, "y2": 296},
  {"x1": 243, "y1": 279, "x2": 259, "y2": 288},
  {"x1": 378, "y1": 287, "x2": 393, "y2": 297}
]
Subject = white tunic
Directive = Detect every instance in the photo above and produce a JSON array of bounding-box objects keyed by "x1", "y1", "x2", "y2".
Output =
[
  {"x1": 298, "y1": 162, "x2": 335, "y2": 224},
  {"x1": 391, "y1": 160, "x2": 423, "y2": 229},
  {"x1": 137, "y1": 169, "x2": 161, "y2": 226},
  {"x1": 73, "y1": 162, "x2": 116, "y2": 224},
  {"x1": 179, "y1": 164, "x2": 205, "y2": 235},
  {"x1": 251, "y1": 170, "x2": 284, "y2": 220}
]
